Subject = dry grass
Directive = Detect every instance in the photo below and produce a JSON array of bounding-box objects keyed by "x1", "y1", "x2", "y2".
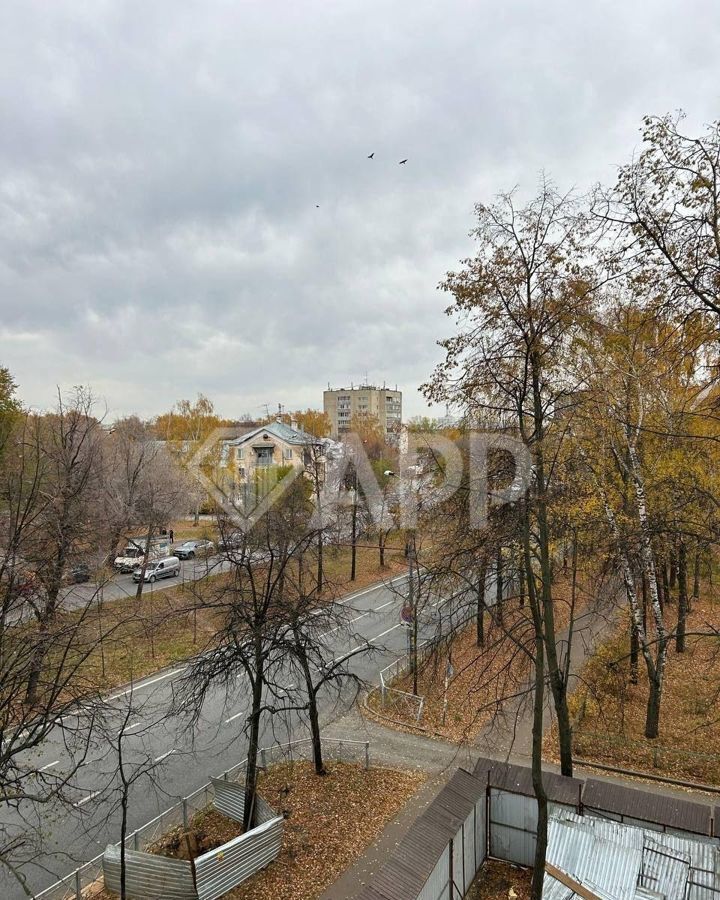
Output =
[{"x1": 544, "y1": 578, "x2": 720, "y2": 785}]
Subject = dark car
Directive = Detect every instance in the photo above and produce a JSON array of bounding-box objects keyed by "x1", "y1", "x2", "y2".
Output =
[
  {"x1": 217, "y1": 531, "x2": 245, "y2": 553},
  {"x1": 174, "y1": 539, "x2": 215, "y2": 560},
  {"x1": 68, "y1": 564, "x2": 91, "y2": 584}
]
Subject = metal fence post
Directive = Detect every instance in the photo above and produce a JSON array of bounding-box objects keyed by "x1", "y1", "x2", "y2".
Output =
[
  {"x1": 75, "y1": 868, "x2": 82, "y2": 899},
  {"x1": 182, "y1": 798, "x2": 188, "y2": 829},
  {"x1": 365, "y1": 742, "x2": 370, "y2": 770},
  {"x1": 133, "y1": 830, "x2": 139, "y2": 850},
  {"x1": 261, "y1": 748, "x2": 267, "y2": 768}
]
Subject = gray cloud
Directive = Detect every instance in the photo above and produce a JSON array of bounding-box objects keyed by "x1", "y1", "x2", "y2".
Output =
[{"x1": 1, "y1": 0, "x2": 719, "y2": 419}]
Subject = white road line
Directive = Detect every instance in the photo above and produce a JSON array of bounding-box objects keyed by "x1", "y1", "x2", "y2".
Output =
[
  {"x1": 225, "y1": 711, "x2": 245, "y2": 724},
  {"x1": 332, "y1": 622, "x2": 405, "y2": 663},
  {"x1": 154, "y1": 749, "x2": 176, "y2": 763},
  {"x1": 369, "y1": 622, "x2": 404, "y2": 642},
  {"x1": 39, "y1": 760, "x2": 59, "y2": 772},
  {"x1": 74, "y1": 790, "x2": 101, "y2": 808},
  {"x1": 105, "y1": 667, "x2": 187, "y2": 703},
  {"x1": 322, "y1": 609, "x2": 372, "y2": 638},
  {"x1": 336, "y1": 573, "x2": 408, "y2": 606},
  {"x1": 374, "y1": 599, "x2": 394, "y2": 611},
  {"x1": 120, "y1": 722, "x2": 141, "y2": 735}
]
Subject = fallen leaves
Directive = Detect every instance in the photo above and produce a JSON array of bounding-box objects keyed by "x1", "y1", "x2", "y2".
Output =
[{"x1": 226, "y1": 761, "x2": 426, "y2": 900}]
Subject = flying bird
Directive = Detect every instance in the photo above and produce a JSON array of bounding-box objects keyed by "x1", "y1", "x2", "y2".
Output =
[
  {"x1": 316, "y1": 205, "x2": 320, "y2": 208},
  {"x1": 367, "y1": 152, "x2": 374, "y2": 159},
  {"x1": 399, "y1": 158, "x2": 408, "y2": 165}
]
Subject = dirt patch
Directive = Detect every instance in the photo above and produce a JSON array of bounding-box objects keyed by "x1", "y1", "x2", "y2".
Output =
[
  {"x1": 466, "y1": 860, "x2": 532, "y2": 900},
  {"x1": 226, "y1": 760, "x2": 426, "y2": 900},
  {"x1": 545, "y1": 579, "x2": 720, "y2": 785},
  {"x1": 148, "y1": 807, "x2": 241, "y2": 860}
]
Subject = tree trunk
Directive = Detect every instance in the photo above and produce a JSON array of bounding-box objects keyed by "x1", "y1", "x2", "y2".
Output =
[
  {"x1": 135, "y1": 526, "x2": 154, "y2": 600},
  {"x1": 662, "y1": 561, "x2": 671, "y2": 605},
  {"x1": 316, "y1": 531, "x2": 324, "y2": 595},
  {"x1": 676, "y1": 539, "x2": 688, "y2": 653},
  {"x1": 243, "y1": 672, "x2": 263, "y2": 832},
  {"x1": 476, "y1": 557, "x2": 487, "y2": 647},
  {"x1": 669, "y1": 552, "x2": 677, "y2": 591},
  {"x1": 629, "y1": 611, "x2": 639, "y2": 685},
  {"x1": 645, "y1": 674, "x2": 662, "y2": 739},
  {"x1": 379, "y1": 533, "x2": 386, "y2": 568},
  {"x1": 350, "y1": 492, "x2": 357, "y2": 582},
  {"x1": 495, "y1": 545, "x2": 504, "y2": 627},
  {"x1": 692, "y1": 546, "x2": 701, "y2": 609},
  {"x1": 523, "y1": 504, "x2": 547, "y2": 900}
]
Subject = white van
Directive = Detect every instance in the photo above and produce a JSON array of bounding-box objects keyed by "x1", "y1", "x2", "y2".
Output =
[{"x1": 132, "y1": 556, "x2": 181, "y2": 584}]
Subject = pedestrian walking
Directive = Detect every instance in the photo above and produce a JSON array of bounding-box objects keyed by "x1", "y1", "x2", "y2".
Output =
[{"x1": 169, "y1": 528, "x2": 174, "y2": 543}]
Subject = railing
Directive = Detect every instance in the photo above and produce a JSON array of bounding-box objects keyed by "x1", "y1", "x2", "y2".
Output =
[{"x1": 32, "y1": 736, "x2": 370, "y2": 900}]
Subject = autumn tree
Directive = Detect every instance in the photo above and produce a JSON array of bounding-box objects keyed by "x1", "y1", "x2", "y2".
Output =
[
  {"x1": 596, "y1": 113, "x2": 720, "y2": 319},
  {"x1": 424, "y1": 180, "x2": 597, "y2": 898}
]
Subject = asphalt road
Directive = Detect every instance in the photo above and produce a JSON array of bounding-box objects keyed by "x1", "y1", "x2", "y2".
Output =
[{"x1": 4, "y1": 571, "x2": 474, "y2": 900}]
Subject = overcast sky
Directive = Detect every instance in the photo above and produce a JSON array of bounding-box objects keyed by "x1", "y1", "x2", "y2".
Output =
[{"x1": 1, "y1": 1, "x2": 718, "y2": 421}]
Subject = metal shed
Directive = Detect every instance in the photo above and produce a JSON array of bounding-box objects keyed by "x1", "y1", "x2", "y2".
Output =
[{"x1": 582, "y1": 777, "x2": 712, "y2": 837}]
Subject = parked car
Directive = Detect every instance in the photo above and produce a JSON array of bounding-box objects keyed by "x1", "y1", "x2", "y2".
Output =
[
  {"x1": 132, "y1": 556, "x2": 181, "y2": 583},
  {"x1": 68, "y1": 564, "x2": 91, "y2": 584},
  {"x1": 217, "y1": 531, "x2": 245, "y2": 552},
  {"x1": 174, "y1": 540, "x2": 215, "y2": 560},
  {"x1": 114, "y1": 539, "x2": 171, "y2": 573}
]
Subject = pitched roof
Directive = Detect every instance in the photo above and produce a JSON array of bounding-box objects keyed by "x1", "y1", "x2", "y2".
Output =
[{"x1": 225, "y1": 421, "x2": 318, "y2": 447}]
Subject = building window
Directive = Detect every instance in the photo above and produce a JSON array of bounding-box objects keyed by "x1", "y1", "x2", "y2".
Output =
[
  {"x1": 237, "y1": 448, "x2": 244, "y2": 460},
  {"x1": 255, "y1": 447, "x2": 274, "y2": 466},
  {"x1": 283, "y1": 448, "x2": 293, "y2": 460}
]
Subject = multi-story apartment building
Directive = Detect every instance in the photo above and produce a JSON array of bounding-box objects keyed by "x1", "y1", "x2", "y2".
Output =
[{"x1": 323, "y1": 383, "x2": 402, "y2": 442}]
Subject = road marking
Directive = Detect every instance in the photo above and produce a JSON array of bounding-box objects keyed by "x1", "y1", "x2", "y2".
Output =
[
  {"x1": 336, "y1": 573, "x2": 408, "y2": 606},
  {"x1": 332, "y1": 621, "x2": 404, "y2": 664},
  {"x1": 322, "y1": 609, "x2": 372, "y2": 637},
  {"x1": 74, "y1": 790, "x2": 101, "y2": 808},
  {"x1": 105, "y1": 667, "x2": 187, "y2": 703},
  {"x1": 120, "y1": 722, "x2": 141, "y2": 735},
  {"x1": 154, "y1": 749, "x2": 176, "y2": 763},
  {"x1": 369, "y1": 622, "x2": 404, "y2": 642},
  {"x1": 225, "y1": 711, "x2": 245, "y2": 724},
  {"x1": 39, "y1": 760, "x2": 59, "y2": 772}
]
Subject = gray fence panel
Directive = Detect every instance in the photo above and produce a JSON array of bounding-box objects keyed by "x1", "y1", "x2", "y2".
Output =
[
  {"x1": 462, "y1": 810, "x2": 475, "y2": 891},
  {"x1": 489, "y1": 789, "x2": 537, "y2": 867},
  {"x1": 194, "y1": 816, "x2": 283, "y2": 900},
  {"x1": 210, "y1": 778, "x2": 245, "y2": 824},
  {"x1": 256, "y1": 794, "x2": 277, "y2": 825},
  {"x1": 102, "y1": 845, "x2": 197, "y2": 900},
  {"x1": 475, "y1": 797, "x2": 487, "y2": 871},
  {"x1": 417, "y1": 844, "x2": 450, "y2": 900},
  {"x1": 450, "y1": 827, "x2": 465, "y2": 895}
]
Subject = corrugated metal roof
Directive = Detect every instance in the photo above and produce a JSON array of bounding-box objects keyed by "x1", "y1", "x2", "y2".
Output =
[
  {"x1": 355, "y1": 767, "x2": 485, "y2": 900},
  {"x1": 582, "y1": 777, "x2": 712, "y2": 835},
  {"x1": 544, "y1": 810, "x2": 720, "y2": 900},
  {"x1": 473, "y1": 757, "x2": 582, "y2": 808}
]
